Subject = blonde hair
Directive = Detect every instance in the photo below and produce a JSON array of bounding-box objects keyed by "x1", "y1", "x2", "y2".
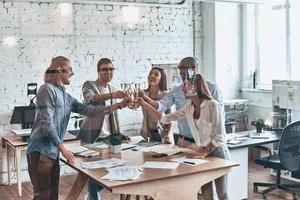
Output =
[
  {"x1": 44, "y1": 56, "x2": 70, "y2": 85},
  {"x1": 193, "y1": 74, "x2": 213, "y2": 100}
]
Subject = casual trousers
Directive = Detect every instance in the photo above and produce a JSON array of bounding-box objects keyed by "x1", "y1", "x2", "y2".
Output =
[
  {"x1": 87, "y1": 179, "x2": 103, "y2": 200},
  {"x1": 27, "y1": 152, "x2": 60, "y2": 200},
  {"x1": 201, "y1": 143, "x2": 231, "y2": 200}
]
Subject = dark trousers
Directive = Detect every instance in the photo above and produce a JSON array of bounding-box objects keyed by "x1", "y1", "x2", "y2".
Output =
[
  {"x1": 149, "y1": 129, "x2": 162, "y2": 142},
  {"x1": 27, "y1": 152, "x2": 60, "y2": 200}
]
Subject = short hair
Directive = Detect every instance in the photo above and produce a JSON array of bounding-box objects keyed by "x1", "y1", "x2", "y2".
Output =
[
  {"x1": 178, "y1": 57, "x2": 198, "y2": 69},
  {"x1": 193, "y1": 74, "x2": 212, "y2": 100},
  {"x1": 148, "y1": 67, "x2": 167, "y2": 91},
  {"x1": 44, "y1": 56, "x2": 70, "y2": 85},
  {"x1": 97, "y1": 58, "x2": 113, "y2": 72}
]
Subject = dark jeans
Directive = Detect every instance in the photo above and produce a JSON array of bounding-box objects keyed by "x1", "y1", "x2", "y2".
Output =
[
  {"x1": 173, "y1": 134, "x2": 179, "y2": 145},
  {"x1": 87, "y1": 179, "x2": 103, "y2": 200},
  {"x1": 27, "y1": 152, "x2": 60, "y2": 200},
  {"x1": 149, "y1": 129, "x2": 162, "y2": 142}
]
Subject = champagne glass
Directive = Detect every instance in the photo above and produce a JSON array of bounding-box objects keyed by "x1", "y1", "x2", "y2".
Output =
[
  {"x1": 133, "y1": 83, "x2": 141, "y2": 109},
  {"x1": 185, "y1": 69, "x2": 195, "y2": 96}
]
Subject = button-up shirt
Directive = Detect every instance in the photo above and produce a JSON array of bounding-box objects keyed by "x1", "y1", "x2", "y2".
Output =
[
  {"x1": 157, "y1": 81, "x2": 223, "y2": 138},
  {"x1": 160, "y1": 99, "x2": 226, "y2": 147},
  {"x1": 27, "y1": 83, "x2": 107, "y2": 160}
]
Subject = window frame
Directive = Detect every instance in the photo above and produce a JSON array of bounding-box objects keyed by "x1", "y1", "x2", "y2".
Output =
[{"x1": 242, "y1": 0, "x2": 296, "y2": 90}]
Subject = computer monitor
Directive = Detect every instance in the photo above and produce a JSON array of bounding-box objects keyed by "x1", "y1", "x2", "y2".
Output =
[{"x1": 10, "y1": 106, "x2": 36, "y2": 129}]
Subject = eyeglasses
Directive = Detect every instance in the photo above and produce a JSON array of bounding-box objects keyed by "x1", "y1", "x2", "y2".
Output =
[{"x1": 98, "y1": 67, "x2": 115, "y2": 72}]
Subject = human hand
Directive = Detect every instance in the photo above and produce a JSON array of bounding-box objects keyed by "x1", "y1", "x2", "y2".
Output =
[
  {"x1": 137, "y1": 97, "x2": 147, "y2": 107},
  {"x1": 121, "y1": 134, "x2": 131, "y2": 141},
  {"x1": 60, "y1": 147, "x2": 75, "y2": 164},
  {"x1": 162, "y1": 136, "x2": 171, "y2": 144},
  {"x1": 120, "y1": 97, "x2": 131, "y2": 108},
  {"x1": 185, "y1": 149, "x2": 208, "y2": 159},
  {"x1": 138, "y1": 89, "x2": 145, "y2": 99},
  {"x1": 113, "y1": 91, "x2": 126, "y2": 99}
]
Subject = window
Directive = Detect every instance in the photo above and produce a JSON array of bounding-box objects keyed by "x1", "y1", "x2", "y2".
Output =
[{"x1": 244, "y1": 0, "x2": 300, "y2": 89}]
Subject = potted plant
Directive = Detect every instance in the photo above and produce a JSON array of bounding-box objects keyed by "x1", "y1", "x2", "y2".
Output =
[
  {"x1": 109, "y1": 132, "x2": 122, "y2": 153},
  {"x1": 251, "y1": 118, "x2": 266, "y2": 133}
]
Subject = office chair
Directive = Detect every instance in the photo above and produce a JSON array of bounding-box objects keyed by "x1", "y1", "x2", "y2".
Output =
[{"x1": 253, "y1": 121, "x2": 300, "y2": 199}]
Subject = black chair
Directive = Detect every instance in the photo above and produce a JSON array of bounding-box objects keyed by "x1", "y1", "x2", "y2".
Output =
[{"x1": 253, "y1": 121, "x2": 300, "y2": 199}]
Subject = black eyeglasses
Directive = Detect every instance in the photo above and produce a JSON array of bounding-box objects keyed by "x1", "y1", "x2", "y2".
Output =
[{"x1": 98, "y1": 67, "x2": 115, "y2": 72}]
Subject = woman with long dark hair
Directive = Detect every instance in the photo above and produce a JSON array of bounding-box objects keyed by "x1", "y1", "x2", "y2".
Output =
[{"x1": 139, "y1": 67, "x2": 171, "y2": 143}]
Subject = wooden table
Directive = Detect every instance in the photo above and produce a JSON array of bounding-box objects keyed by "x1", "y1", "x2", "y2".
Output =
[
  {"x1": 2, "y1": 133, "x2": 79, "y2": 197},
  {"x1": 62, "y1": 149, "x2": 237, "y2": 200}
]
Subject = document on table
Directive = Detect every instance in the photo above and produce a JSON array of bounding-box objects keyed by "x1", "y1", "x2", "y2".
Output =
[
  {"x1": 101, "y1": 166, "x2": 143, "y2": 181},
  {"x1": 64, "y1": 144, "x2": 99, "y2": 157},
  {"x1": 84, "y1": 142, "x2": 109, "y2": 149},
  {"x1": 65, "y1": 144, "x2": 89, "y2": 154},
  {"x1": 81, "y1": 158, "x2": 128, "y2": 169},
  {"x1": 142, "y1": 161, "x2": 179, "y2": 169},
  {"x1": 170, "y1": 156, "x2": 209, "y2": 166},
  {"x1": 138, "y1": 145, "x2": 191, "y2": 156}
]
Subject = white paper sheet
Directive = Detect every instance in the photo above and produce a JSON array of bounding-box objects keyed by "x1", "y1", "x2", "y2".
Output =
[
  {"x1": 101, "y1": 166, "x2": 143, "y2": 181},
  {"x1": 142, "y1": 161, "x2": 179, "y2": 169},
  {"x1": 84, "y1": 142, "x2": 109, "y2": 149},
  {"x1": 65, "y1": 144, "x2": 89, "y2": 154},
  {"x1": 81, "y1": 158, "x2": 128, "y2": 169},
  {"x1": 170, "y1": 156, "x2": 209, "y2": 166}
]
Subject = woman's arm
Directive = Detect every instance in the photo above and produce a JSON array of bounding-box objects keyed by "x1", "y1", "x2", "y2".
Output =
[
  {"x1": 138, "y1": 97, "x2": 162, "y2": 120},
  {"x1": 138, "y1": 89, "x2": 159, "y2": 109}
]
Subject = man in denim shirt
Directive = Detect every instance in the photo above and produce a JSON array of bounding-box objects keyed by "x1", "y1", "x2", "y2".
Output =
[
  {"x1": 142, "y1": 57, "x2": 223, "y2": 145},
  {"x1": 27, "y1": 56, "x2": 129, "y2": 200}
]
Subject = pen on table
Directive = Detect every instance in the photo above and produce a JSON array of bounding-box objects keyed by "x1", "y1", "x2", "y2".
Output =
[{"x1": 183, "y1": 161, "x2": 196, "y2": 165}]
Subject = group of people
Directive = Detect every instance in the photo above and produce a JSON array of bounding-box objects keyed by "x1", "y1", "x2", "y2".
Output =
[{"x1": 26, "y1": 56, "x2": 230, "y2": 200}]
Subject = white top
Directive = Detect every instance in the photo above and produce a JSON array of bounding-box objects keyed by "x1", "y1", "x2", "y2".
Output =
[
  {"x1": 160, "y1": 99, "x2": 226, "y2": 147},
  {"x1": 99, "y1": 86, "x2": 111, "y2": 136}
]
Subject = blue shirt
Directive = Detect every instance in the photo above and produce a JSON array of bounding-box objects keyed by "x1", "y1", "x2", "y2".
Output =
[
  {"x1": 157, "y1": 81, "x2": 223, "y2": 138},
  {"x1": 27, "y1": 83, "x2": 108, "y2": 160}
]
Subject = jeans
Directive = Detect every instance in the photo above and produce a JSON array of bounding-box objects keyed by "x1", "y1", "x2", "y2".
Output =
[
  {"x1": 87, "y1": 179, "x2": 104, "y2": 200},
  {"x1": 149, "y1": 129, "x2": 162, "y2": 142},
  {"x1": 201, "y1": 143, "x2": 231, "y2": 200},
  {"x1": 27, "y1": 152, "x2": 60, "y2": 200}
]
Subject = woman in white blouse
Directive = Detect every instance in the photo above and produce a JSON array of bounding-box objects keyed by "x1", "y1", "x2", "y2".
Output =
[{"x1": 138, "y1": 73, "x2": 230, "y2": 200}]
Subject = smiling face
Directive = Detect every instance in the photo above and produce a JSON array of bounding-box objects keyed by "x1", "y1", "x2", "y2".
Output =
[
  {"x1": 148, "y1": 68, "x2": 161, "y2": 87},
  {"x1": 98, "y1": 63, "x2": 115, "y2": 84},
  {"x1": 59, "y1": 61, "x2": 74, "y2": 85}
]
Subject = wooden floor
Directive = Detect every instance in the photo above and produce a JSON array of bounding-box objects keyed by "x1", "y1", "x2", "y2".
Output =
[{"x1": 0, "y1": 161, "x2": 300, "y2": 200}]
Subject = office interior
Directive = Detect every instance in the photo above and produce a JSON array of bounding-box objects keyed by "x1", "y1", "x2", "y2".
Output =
[{"x1": 1, "y1": 0, "x2": 300, "y2": 199}]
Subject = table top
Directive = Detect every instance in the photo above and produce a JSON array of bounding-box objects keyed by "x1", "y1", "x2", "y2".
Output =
[
  {"x1": 61, "y1": 149, "x2": 238, "y2": 189},
  {"x1": 227, "y1": 130, "x2": 280, "y2": 150},
  {"x1": 2, "y1": 132, "x2": 77, "y2": 147}
]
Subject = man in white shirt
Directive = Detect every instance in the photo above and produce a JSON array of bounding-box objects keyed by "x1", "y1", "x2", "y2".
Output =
[{"x1": 77, "y1": 58, "x2": 127, "y2": 200}]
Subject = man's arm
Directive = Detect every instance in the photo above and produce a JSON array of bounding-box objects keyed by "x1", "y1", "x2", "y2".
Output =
[
  {"x1": 157, "y1": 88, "x2": 177, "y2": 112},
  {"x1": 82, "y1": 81, "x2": 124, "y2": 104}
]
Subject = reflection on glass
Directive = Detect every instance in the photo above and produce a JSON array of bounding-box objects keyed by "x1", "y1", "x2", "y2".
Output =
[{"x1": 120, "y1": 83, "x2": 140, "y2": 110}]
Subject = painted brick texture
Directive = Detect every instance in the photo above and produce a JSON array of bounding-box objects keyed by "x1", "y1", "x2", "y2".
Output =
[{"x1": 0, "y1": 1, "x2": 201, "y2": 135}]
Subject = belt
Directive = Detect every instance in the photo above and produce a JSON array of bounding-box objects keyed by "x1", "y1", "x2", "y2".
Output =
[{"x1": 179, "y1": 135, "x2": 195, "y2": 143}]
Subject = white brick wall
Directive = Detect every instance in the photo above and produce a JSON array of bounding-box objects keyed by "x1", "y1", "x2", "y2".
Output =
[{"x1": 0, "y1": 1, "x2": 201, "y2": 135}]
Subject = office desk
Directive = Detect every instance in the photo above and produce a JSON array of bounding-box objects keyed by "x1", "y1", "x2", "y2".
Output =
[
  {"x1": 62, "y1": 150, "x2": 237, "y2": 200},
  {"x1": 2, "y1": 133, "x2": 79, "y2": 197},
  {"x1": 227, "y1": 130, "x2": 280, "y2": 200}
]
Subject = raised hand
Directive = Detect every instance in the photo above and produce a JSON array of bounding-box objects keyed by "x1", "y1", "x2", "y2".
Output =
[
  {"x1": 112, "y1": 90, "x2": 126, "y2": 99},
  {"x1": 137, "y1": 97, "x2": 147, "y2": 107},
  {"x1": 138, "y1": 89, "x2": 146, "y2": 99}
]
